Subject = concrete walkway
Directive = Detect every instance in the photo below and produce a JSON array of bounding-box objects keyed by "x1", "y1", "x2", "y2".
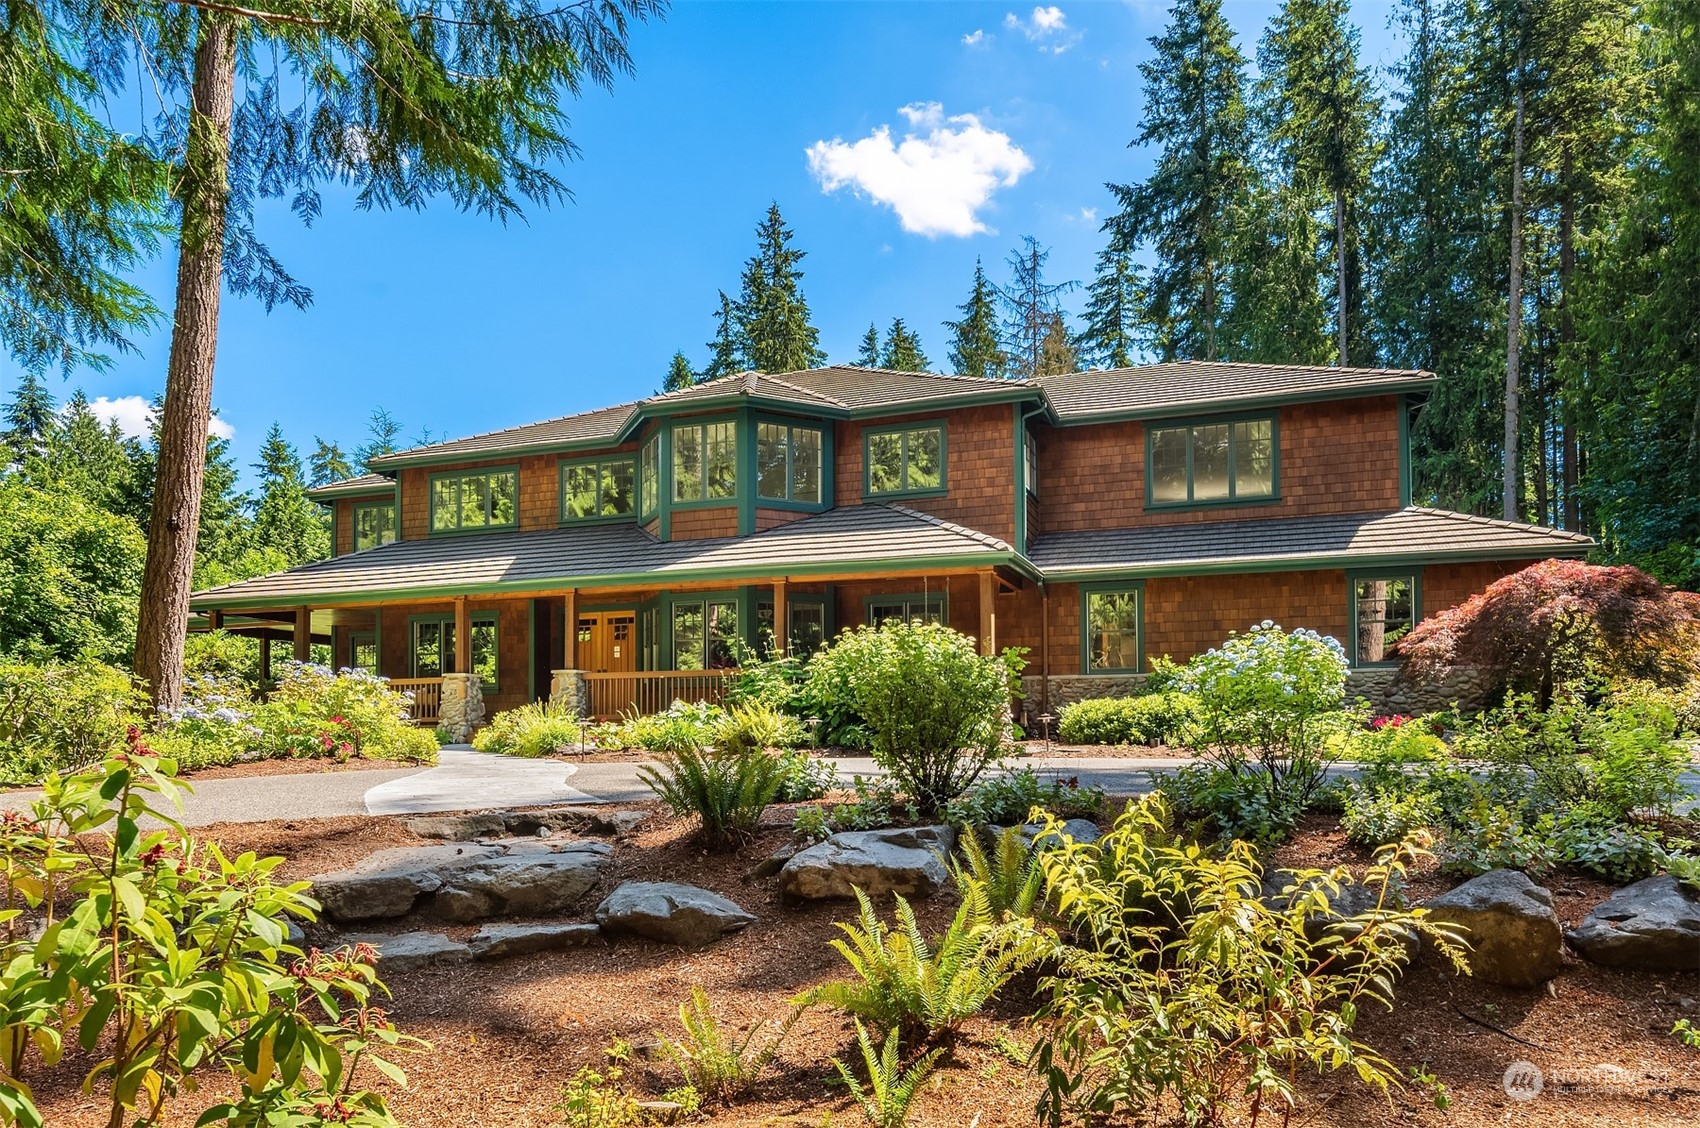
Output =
[{"x1": 364, "y1": 747, "x2": 597, "y2": 814}]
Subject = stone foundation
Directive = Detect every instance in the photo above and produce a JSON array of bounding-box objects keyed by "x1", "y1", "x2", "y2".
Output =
[
  {"x1": 548, "y1": 669, "x2": 588, "y2": 718},
  {"x1": 438, "y1": 673, "x2": 486, "y2": 743},
  {"x1": 1022, "y1": 665, "x2": 1492, "y2": 720}
]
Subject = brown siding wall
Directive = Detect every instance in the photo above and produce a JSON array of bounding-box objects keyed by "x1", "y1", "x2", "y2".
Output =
[
  {"x1": 398, "y1": 444, "x2": 638, "y2": 541},
  {"x1": 830, "y1": 576, "x2": 984, "y2": 641},
  {"x1": 669, "y1": 506, "x2": 739, "y2": 540},
  {"x1": 1034, "y1": 396, "x2": 1404, "y2": 534},
  {"x1": 835, "y1": 404, "x2": 1017, "y2": 542},
  {"x1": 1422, "y1": 560, "x2": 1524, "y2": 616},
  {"x1": 755, "y1": 507, "x2": 808, "y2": 532},
  {"x1": 332, "y1": 500, "x2": 353, "y2": 556}
]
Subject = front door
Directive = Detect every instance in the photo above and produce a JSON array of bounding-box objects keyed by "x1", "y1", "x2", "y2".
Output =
[{"x1": 577, "y1": 612, "x2": 637, "y2": 717}]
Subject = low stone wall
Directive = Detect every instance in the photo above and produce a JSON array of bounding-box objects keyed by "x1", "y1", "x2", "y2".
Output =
[{"x1": 1022, "y1": 665, "x2": 1492, "y2": 720}]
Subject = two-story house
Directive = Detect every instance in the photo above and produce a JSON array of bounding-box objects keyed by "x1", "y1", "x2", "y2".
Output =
[{"x1": 188, "y1": 363, "x2": 1593, "y2": 737}]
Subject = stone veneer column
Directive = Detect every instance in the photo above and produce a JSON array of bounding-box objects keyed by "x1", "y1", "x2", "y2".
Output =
[
  {"x1": 438, "y1": 673, "x2": 486, "y2": 743},
  {"x1": 549, "y1": 669, "x2": 589, "y2": 718}
]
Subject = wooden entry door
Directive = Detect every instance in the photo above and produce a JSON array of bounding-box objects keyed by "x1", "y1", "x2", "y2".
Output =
[{"x1": 576, "y1": 612, "x2": 637, "y2": 674}]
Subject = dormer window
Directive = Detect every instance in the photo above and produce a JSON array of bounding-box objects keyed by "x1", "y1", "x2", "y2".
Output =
[
  {"x1": 756, "y1": 422, "x2": 823, "y2": 504},
  {"x1": 673, "y1": 421, "x2": 737, "y2": 503},
  {"x1": 430, "y1": 468, "x2": 518, "y2": 532},
  {"x1": 561, "y1": 456, "x2": 636, "y2": 521}
]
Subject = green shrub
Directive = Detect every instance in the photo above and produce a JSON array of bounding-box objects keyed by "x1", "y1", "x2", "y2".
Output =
[
  {"x1": 1157, "y1": 763, "x2": 1305, "y2": 845},
  {"x1": 0, "y1": 660, "x2": 143, "y2": 784},
  {"x1": 773, "y1": 748, "x2": 837, "y2": 802},
  {"x1": 1547, "y1": 809, "x2": 1672, "y2": 882},
  {"x1": 265, "y1": 662, "x2": 436, "y2": 763},
  {"x1": 804, "y1": 622, "x2": 1023, "y2": 815},
  {"x1": 658, "y1": 987, "x2": 799, "y2": 1104},
  {"x1": 1341, "y1": 785, "x2": 1440, "y2": 848},
  {"x1": 182, "y1": 628, "x2": 263, "y2": 689},
  {"x1": 714, "y1": 701, "x2": 802, "y2": 755},
  {"x1": 1676, "y1": 1020, "x2": 1700, "y2": 1051},
  {"x1": 952, "y1": 825, "x2": 1045, "y2": 920},
  {"x1": 604, "y1": 700, "x2": 724, "y2": 753},
  {"x1": 792, "y1": 804, "x2": 832, "y2": 841},
  {"x1": 943, "y1": 767, "x2": 1103, "y2": 826},
  {"x1": 833, "y1": 1021, "x2": 941, "y2": 1128},
  {"x1": 1343, "y1": 714, "x2": 1449, "y2": 764},
  {"x1": 722, "y1": 646, "x2": 808, "y2": 713},
  {"x1": 474, "y1": 699, "x2": 583, "y2": 757},
  {"x1": 1056, "y1": 692, "x2": 1199, "y2": 746},
  {"x1": 1030, "y1": 797, "x2": 1465, "y2": 1127},
  {"x1": 1435, "y1": 800, "x2": 1557, "y2": 877},
  {"x1": 640, "y1": 745, "x2": 784, "y2": 848},
  {"x1": 1667, "y1": 852, "x2": 1700, "y2": 892}
]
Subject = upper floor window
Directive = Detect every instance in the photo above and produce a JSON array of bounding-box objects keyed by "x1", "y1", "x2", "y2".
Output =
[
  {"x1": 352, "y1": 500, "x2": 396, "y2": 551},
  {"x1": 1351, "y1": 573, "x2": 1417, "y2": 666},
  {"x1": 561, "y1": 456, "x2": 635, "y2": 521},
  {"x1": 430, "y1": 468, "x2": 517, "y2": 533},
  {"x1": 865, "y1": 422, "x2": 945, "y2": 497},
  {"x1": 1023, "y1": 430, "x2": 1038, "y2": 496},
  {"x1": 1147, "y1": 416, "x2": 1275, "y2": 507},
  {"x1": 757, "y1": 422, "x2": 824, "y2": 504},
  {"x1": 640, "y1": 435, "x2": 659, "y2": 519},
  {"x1": 673, "y1": 420, "x2": 737, "y2": 503}
]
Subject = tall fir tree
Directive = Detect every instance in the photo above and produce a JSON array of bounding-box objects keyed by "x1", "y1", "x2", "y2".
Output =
[
  {"x1": 734, "y1": 204, "x2": 825, "y2": 373},
  {"x1": 701, "y1": 291, "x2": 746, "y2": 381},
  {"x1": 662, "y1": 350, "x2": 696, "y2": 392},
  {"x1": 2, "y1": 373, "x2": 57, "y2": 460},
  {"x1": 308, "y1": 438, "x2": 353, "y2": 487},
  {"x1": 880, "y1": 319, "x2": 930, "y2": 371},
  {"x1": 1110, "y1": 0, "x2": 1256, "y2": 362},
  {"x1": 1035, "y1": 313, "x2": 1079, "y2": 376},
  {"x1": 28, "y1": 390, "x2": 145, "y2": 518},
  {"x1": 944, "y1": 259, "x2": 1008, "y2": 379},
  {"x1": 1000, "y1": 237, "x2": 1078, "y2": 379},
  {"x1": 856, "y1": 323, "x2": 882, "y2": 367},
  {"x1": 251, "y1": 424, "x2": 328, "y2": 567},
  {"x1": 1076, "y1": 235, "x2": 1146, "y2": 369},
  {"x1": 355, "y1": 408, "x2": 405, "y2": 473}
]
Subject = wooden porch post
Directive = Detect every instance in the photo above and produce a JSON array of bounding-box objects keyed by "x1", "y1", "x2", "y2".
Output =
[
  {"x1": 293, "y1": 607, "x2": 312, "y2": 662},
  {"x1": 206, "y1": 609, "x2": 223, "y2": 631},
  {"x1": 562, "y1": 589, "x2": 578, "y2": 668},
  {"x1": 258, "y1": 633, "x2": 272, "y2": 686},
  {"x1": 978, "y1": 569, "x2": 996, "y2": 656},
  {"x1": 772, "y1": 579, "x2": 788, "y2": 657},
  {"x1": 454, "y1": 596, "x2": 471, "y2": 675}
]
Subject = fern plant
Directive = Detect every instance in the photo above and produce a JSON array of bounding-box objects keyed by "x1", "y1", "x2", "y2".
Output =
[
  {"x1": 800, "y1": 884, "x2": 1044, "y2": 1039},
  {"x1": 951, "y1": 825, "x2": 1045, "y2": 920},
  {"x1": 833, "y1": 1019, "x2": 942, "y2": 1128},
  {"x1": 658, "y1": 986, "x2": 800, "y2": 1104},
  {"x1": 639, "y1": 744, "x2": 783, "y2": 848}
]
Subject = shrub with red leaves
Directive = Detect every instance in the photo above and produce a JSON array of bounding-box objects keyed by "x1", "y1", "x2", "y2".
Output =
[{"x1": 1398, "y1": 560, "x2": 1700, "y2": 704}]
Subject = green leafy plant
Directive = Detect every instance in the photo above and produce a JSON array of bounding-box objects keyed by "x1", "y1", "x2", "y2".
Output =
[
  {"x1": 1341, "y1": 785, "x2": 1440, "y2": 848},
  {"x1": 640, "y1": 744, "x2": 784, "y2": 848},
  {"x1": 1056, "y1": 693, "x2": 1199, "y2": 746},
  {"x1": 1156, "y1": 763, "x2": 1305, "y2": 845},
  {"x1": 1030, "y1": 796, "x2": 1466, "y2": 1128},
  {"x1": 773, "y1": 749, "x2": 838, "y2": 802},
  {"x1": 714, "y1": 701, "x2": 802, "y2": 756},
  {"x1": 801, "y1": 885, "x2": 1043, "y2": 1039},
  {"x1": 556, "y1": 1065, "x2": 644, "y2": 1128},
  {"x1": 657, "y1": 987, "x2": 800, "y2": 1104},
  {"x1": 1665, "y1": 851, "x2": 1700, "y2": 892},
  {"x1": 792, "y1": 805, "x2": 832, "y2": 842},
  {"x1": 1435, "y1": 800, "x2": 1557, "y2": 877},
  {"x1": 473, "y1": 698, "x2": 583, "y2": 757},
  {"x1": 804, "y1": 622, "x2": 1023, "y2": 814},
  {"x1": 944, "y1": 768, "x2": 1103, "y2": 826},
  {"x1": 951, "y1": 825, "x2": 1045, "y2": 920},
  {"x1": 832, "y1": 1020, "x2": 942, "y2": 1128},
  {"x1": 0, "y1": 729, "x2": 420, "y2": 1128},
  {"x1": 1675, "y1": 1020, "x2": 1700, "y2": 1050},
  {"x1": 1546, "y1": 809, "x2": 1671, "y2": 882},
  {"x1": 0, "y1": 660, "x2": 143, "y2": 784},
  {"x1": 600, "y1": 700, "x2": 725, "y2": 753}
]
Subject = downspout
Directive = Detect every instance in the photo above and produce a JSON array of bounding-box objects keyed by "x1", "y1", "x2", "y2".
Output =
[{"x1": 1041, "y1": 583, "x2": 1050, "y2": 717}]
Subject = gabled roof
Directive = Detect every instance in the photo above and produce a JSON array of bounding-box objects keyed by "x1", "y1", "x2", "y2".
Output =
[
  {"x1": 1037, "y1": 361, "x2": 1435, "y2": 422},
  {"x1": 365, "y1": 400, "x2": 642, "y2": 469},
  {"x1": 188, "y1": 504, "x2": 1017, "y2": 609},
  {"x1": 304, "y1": 473, "x2": 396, "y2": 501},
  {"x1": 1028, "y1": 506, "x2": 1594, "y2": 579}
]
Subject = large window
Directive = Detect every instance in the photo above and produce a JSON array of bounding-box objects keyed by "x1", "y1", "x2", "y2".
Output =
[
  {"x1": 430, "y1": 468, "x2": 518, "y2": 532},
  {"x1": 411, "y1": 614, "x2": 498, "y2": 688},
  {"x1": 1148, "y1": 416, "x2": 1275, "y2": 507},
  {"x1": 640, "y1": 435, "x2": 659, "y2": 519},
  {"x1": 757, "y1": 422, "x2": 824, "y2": 504},
  {"x1": 672, "y1": 599, "x2": 739, "y2": 670},
  {"x1": 1084, "y1": 587, "x2": 1142, "y2": 673},
  {"x1": 673, "y1": 421, "x2": 737, "y2": 503},
  {"x1": 755, "y1": 598, "x2": 828, "y2": 660},
  {"x1": 866, "y1": 593, "x2": 945, "y2": 626},
  {"x1": 349, "y1": 631, "x2": 377, "y2": 673},
  {"x1": 561, "y1": 456, "x2": 635, "y2": 521},
  {"x1": 1351, "y1": 574, "x2": 1417, "y2": 665},
  {"x1": 865, "y1": 423, "x2": 945, "y2": 496},
  {"x1": 352, "y1": 500, "x2": 396, "y2": 551}
]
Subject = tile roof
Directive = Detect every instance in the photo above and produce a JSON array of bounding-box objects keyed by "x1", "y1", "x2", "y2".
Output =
[
  {"x1": 189, "y1": 504, "x2": 1014, "y2": 608},
  {"x1": 1037, "y1": 361, "x2": 1436, "y2": 421},
  {"x1": 1028, "y1": 507, "x2": 1594, "y2": 578},
  {"x1": 366, "y1": 400, "x2": 641, "y2": 467},
  {"x1": 304, "y1": 473, "x2": 395, "y2": 500}
]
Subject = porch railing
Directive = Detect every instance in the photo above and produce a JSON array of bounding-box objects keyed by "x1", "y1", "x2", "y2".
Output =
[
  {"x1": 389, "y1": 678, "x2": 443, "y2": 724},
  {"x1": 581, "y1": 670, "x2": 736, "y2": 719}
]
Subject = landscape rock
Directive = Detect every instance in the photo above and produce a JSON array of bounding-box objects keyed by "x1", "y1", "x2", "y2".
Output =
[
  {"x1": 780, "y1": 825, "x2": 957, "y2": 901},
  {"x1": 284, "y1": 918, "x2": 306, "y2": 945},
  {"x1": 404, "y1": 813, "x2": 507, "y2": 841},
  {"x1": 1424, "y1": 869, "x2": 1563, "y2": 987},
  {"x1": 595, "y1": 881, "x2": 755, "y2": 949},
  {"x1": 1260, "y1": 871, "x2": 1414, "y2": 951},
  {"x1": 468, "y1": 921, "x2": 602, "y2": 960},
  {"x1": 983, "y1": 819, "x2": 1102, "y2": 850},
  {"x1": 310, "y1": 843, "x2": 504, "y2": 921},
  {"x1": 502, "y1": 806, "x2": 647, "y2": 837},
  {"x1": 342, "y1": 930, "x2": 471, "y2": 973},
  {"x1": 744, "y1": 839, "x2": 803, "y2": 881},
  {"x1": 1567, "y1": 876, "x2": 1700, "y2": 972}
]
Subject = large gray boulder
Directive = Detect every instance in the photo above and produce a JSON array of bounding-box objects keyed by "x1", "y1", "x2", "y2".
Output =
[
  {"x1": 595, "y1": 882, "x2": 755, "y2": 949},
  {"x1": 311, "y1": 843, "x2": 504, "y2": 921},
  {"x1": 342, "y1": 930, "x2": 471, "y2": 973},
  {"x1": 1567, "y1": 876, "x2": 1700, "y2": 972},
  {"x1": 1424, "y1": 869, "x2": 1563, "y2": 988},
  {"x1": 780, "y1": 826, "x2": 957, "y2": 901},
  {"x1": 1260, "y1": 871, "x2": 1414, "y2": 953},
  {"x1": 469, "y1": 921, "x2": 602, "y2": 960},
  {"x1": 309, "y1": 841, "x2": 611, "y2": 924}
]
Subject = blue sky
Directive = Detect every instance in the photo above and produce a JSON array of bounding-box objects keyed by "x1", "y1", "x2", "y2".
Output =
[{"x1": 12, "y1": 0, "x2": 1404, "y2": 488}]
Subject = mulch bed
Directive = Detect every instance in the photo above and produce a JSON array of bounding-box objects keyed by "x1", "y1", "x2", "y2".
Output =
[{"x1": 28, "y1": 805, "x2": 1700, "y2": 1128}]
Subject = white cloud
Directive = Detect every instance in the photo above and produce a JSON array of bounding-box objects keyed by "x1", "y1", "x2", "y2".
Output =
[
  {"x1": 961, "y1": 28, "x2": 986, "y2": 46},
  {"x1": 1004, "y1": 6, "x2": 1080, "y2": 52},
  {"x1": 87, "y1": 395, "x2": 235, "y2": 441},
  {"x1": 805, "y1": 103, "x2": 1034, "y2": 238},
  {"x1": 1080, "y1": 206, "x2": 1098, "y2": 223}
]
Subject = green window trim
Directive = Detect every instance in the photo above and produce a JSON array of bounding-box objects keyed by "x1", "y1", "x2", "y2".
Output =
[
  {"x1": 671, "y1": 419, "x2": 739, "y2": 507},
  {"x1": 755, "y1": 419, "x2": 827, "y2": 507},
  {"x1": 351, "y1": 499, "x2": 397, "y2": 552},
  {"x1": 1080, "y1": 581, "x2": 1145, "y2": 674},
  {"x1": 640, "y1": 434, "x2": 660, "y2": 520},
  {"x1": 669, "y1": 596, "x2": 741, "y2": 670},
  {"x1": 1347, "y1": 570, "x2": 1421, "y2": 668},
  {"x1": 1144, "y1": 412, "x2": 1278, "y2": 511},
  {"x1": 428, "y1": 466, "x2": 520, "y2": 535},
  {"x1": 863, "y1": 592, "x2": 947, "y2": 626},
  {"x1": 863, "y1": 419, "x2": 947, "y2": 499},
  {"x1": 348, "y1": 630, "x2": 378, "y2": 673},
  {"x1": 559, "y1": 454, "x2": 638, "y2": 523},
  {"x1": 754, "y1": 595, "x2": 830, "y2": 659},
  {"x1": 408, "y1": 612, "x2": 500, "y2": 689}
]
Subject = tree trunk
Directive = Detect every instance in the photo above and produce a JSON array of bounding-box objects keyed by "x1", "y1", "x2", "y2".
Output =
[
  {"x1": 132, "y1": 15, "x2": 237, "y2": 712},
  {"x1": 1503, "y1": 71, "x2": 1525, "y2": 524},
  {"x1": 1558, "y1": 149, "x2": 1580, "y2": 530},
  {"x1": 1335, "y1": 187, "x2": 1349, "y2": 366}
]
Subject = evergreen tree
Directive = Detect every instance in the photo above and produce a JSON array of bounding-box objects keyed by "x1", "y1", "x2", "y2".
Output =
[
  {"x1": 734, "y1": 204, "x2": 825, "y2": 373},
  {"x1": 1110, "y1": 0, "x2": 1256, "y2": 361},
  {"x1": 1035, "y1": 313, "x2": 1079, "y2": 377},
  {"x1": 701, "y1": 291, "x2": 746, "y2": 381},
  {"x1": 251, "y1": 424, "x2": 329, "y2": 567},
  {"x1": 944, "y1": 259, "x2": 1009, "y2": 379},
  {"x1": 1222, "y1": 182, "x2": 1333, "y2": 363},
  {"x1": 308, "y1": 438, "x2": 353, "y2": 487},
  {"x1": 1076, "y1": 235, "x2": 1146, "y2": 369},
  {"x1": 1254, "y1": 0, "x2": 1380, "y2": 365},
  {"x1": 28, "y1": 390, "x2": 145, "y2": 516},
  {"x1": 1000, "y1": 237, "x2": 1078, "y2": 379},
  {"x1": 355, "y1": 408, "x2": 405, "y2": 473},
  {"x1": 663, "y1": 350, "x2": 696, "y2": 392},
  {"x1": 856, "y1": 323, "x2": 882, "y2": 367},
  {"x1": 3, "y1": 373, "x2": 57, "y2": 459},
  {"x1": 880, "y1": 319, "x2": 930, "y2": 371}
]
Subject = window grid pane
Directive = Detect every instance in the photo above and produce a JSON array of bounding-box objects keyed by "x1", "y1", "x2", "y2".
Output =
[
  {"x1": 1354, "y1": 576, "x2": 1414, "y2": 664},
  {"x1": 672, "y1": 604, "x2": 704, "y2": 670},
  {"x1": 867, "y1": 432, "x2": 903, "y2": 493},
  {"x1": 1150, "y1": 416, "x2": 1276, "y2": 505},
  {"x1": 792, "y1": 427, "x2": 822, "y2": 503},
  {"x1": 672, "y1": 425, "x2": 703, "y2": 502},
  {"x1": 906, "y1": 427, "x2": 941, "y2": 490},
  {"x1": 354, "y1": 503, "x2": 396, "y2": 551},
  {"x1": 1150, "y1": 428, "x2": 1188, "y2": 503},
  {"x1": 641, "y1": 437, "x2": 659, "y2": 518},
  {"x1": 1191, "y1": 424, "x2": 1231, "y2": 501},
  {"x1": 705, "y1": 423, "x2": 737, "y2": 499},
  {"x1": 564, "y1": 465, "x2": 597, "y2": 519},
  {"x1": 1232, "y1": 419, "x2": 1274, "y2": 498},
  {"x1": 599, "y1": 459, "x2": 634, "y2": 516},
  {"x1": 757, "y1": 423, "x2": 788, "y2": 500},
  {"x1": 1086, "y1": 590, "x2": 1141, "y2": 672}
]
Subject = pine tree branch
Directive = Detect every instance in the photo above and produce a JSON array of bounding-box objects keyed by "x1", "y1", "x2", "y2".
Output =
[{"x1": 161, "y1": 0, "x2": 327, "y2": 28}]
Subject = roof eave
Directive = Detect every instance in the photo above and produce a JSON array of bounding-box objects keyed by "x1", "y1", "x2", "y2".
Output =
[
  {"x1": 1035, "y1": 539, "x2": 1593, "y2": 582},
  {"x1": 1045, "y1": 377, "x2": 1440, "y2": 426}
]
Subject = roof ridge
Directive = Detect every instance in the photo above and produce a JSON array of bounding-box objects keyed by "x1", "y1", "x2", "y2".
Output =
[
  {"x1": 370, "y1": 400, "x2": 640, "y2": 464},
  {"x1": 829, "y1": 364, "x2": 1025, "y2": 388},
  {"x1": 1040, "y1": 360, "x2": 1433, "y2": 380},
  {"x1": 881, "y1": 502, "x2": 1012, "y2": 551},
  {"x1": 752, "y1": 372, "x2": 849, "y2": 406},
  {"x1": 1403, "y1": 505, "x2": 1595, "y2": 543}
]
